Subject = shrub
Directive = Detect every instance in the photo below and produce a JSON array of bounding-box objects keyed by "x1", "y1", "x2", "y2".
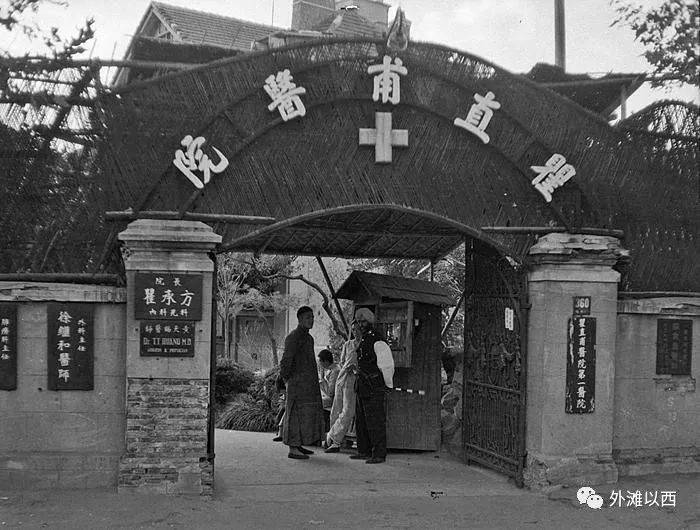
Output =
[
  {"x1": 214, "y1": 358, "x2": 255, "y2": 405},
  {"x1": 215, "y1": 394, "x2": 278, "y2": 432},
  {"x1": 247, "y1": 366, "x2": 281, "y2": 405}
]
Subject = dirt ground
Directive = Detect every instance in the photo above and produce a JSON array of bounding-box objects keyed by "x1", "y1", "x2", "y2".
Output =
[{"x1": 1, "y1": 429, "x2": 699, "y2": 529}]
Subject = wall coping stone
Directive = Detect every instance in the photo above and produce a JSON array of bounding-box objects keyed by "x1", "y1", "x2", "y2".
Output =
[
  {"x1": 529, "y1": 233, "x2": 629, "y2": 267},
  {"x1": 617, "y1": 296, "x2": 700, "y2": 316},
  {"x1": 0, "y1": 282, "x2": 126, "y2": 303},
  {"x1": 118, "y1": 219, "x2": 222, "y2": 248}
]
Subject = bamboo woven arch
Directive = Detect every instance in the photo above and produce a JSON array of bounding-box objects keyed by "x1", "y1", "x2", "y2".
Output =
[{"x1": 96, "y1": 37, "x2": 698, "y2": 289}]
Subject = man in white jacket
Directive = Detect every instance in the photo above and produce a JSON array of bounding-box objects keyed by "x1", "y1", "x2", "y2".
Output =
[{"x1": 349, "y1": 308, "x2": 394, "y2": 464}]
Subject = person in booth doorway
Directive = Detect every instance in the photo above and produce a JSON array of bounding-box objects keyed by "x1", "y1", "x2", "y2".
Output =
[
  {"x1": 280, "y1": 306, "x2": 324, "y2": 460},
  {"x1": 349, "y1": 308, "x2": 394, "y2": 464},
  {"x1": 317, "y1": 349, "x2": 339, "y2": 433}
]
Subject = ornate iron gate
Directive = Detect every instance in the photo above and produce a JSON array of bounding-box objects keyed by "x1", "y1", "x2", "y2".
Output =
[{"x1": 462, "y1": 243, "x2": 528, "y2": 486}]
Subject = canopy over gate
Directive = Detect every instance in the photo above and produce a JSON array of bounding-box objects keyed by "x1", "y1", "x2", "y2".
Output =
[{"x1": 2, "y1": 37, "x2": 698, "y2": 291}]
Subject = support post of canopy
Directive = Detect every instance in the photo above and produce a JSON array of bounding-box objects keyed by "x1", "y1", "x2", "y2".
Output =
[
  {"x1": 315, "y1": 256, "x2": 349, "y2": 337},
  {"x1": 441, "y1": 288, "x2": 466, "y2": 340}
]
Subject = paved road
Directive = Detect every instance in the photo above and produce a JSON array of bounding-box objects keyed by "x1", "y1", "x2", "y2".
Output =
[{"x1": 1, "y1": 429, "x2": 699, "y2": 529}]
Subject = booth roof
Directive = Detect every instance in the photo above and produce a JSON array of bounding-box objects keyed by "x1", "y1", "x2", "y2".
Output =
[{"x1": 336, "y1": 271, "x2": 457, "y2": 306}]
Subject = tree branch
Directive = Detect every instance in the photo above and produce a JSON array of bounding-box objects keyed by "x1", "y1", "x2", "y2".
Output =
[{"x1": 255, "y1": 268, "x2": 349, "y2": 341}]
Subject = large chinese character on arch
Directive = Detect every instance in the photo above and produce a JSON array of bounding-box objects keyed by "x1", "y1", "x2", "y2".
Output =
[{"x1": 264, "y1": 69, "x2": 307, "y2": 122}]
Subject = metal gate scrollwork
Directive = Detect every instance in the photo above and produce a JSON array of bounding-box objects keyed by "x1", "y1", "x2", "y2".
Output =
[{"x1": 462, "y1": 245, "x2": 528, "y2": 486}]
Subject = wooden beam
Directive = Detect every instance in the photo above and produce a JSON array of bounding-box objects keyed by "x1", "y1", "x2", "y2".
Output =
[
  {"x1": 315, "y1": 257, "x2": 349, "y2": 337},
  {"x1": 0, "y1": 94, "x2": 95, "y2": 106},
  {"x1": 0, "y1": 57, "x2": 202, "y2": 71},
  {"x1": 480, "y1": 226, "x2": 624, "y2": 237},
  {"x1": 104, "y1": 210, "x2": 277, "y2": 225},
  {"x1": 554, "y1": 0, "x2": 566, "y2": 70},
  {"x1": 0, "y1": 273, "x2": 121, "y2": 285},
  {"x1": 620, "y1": 84, "x2": 628, "y2": 120}
]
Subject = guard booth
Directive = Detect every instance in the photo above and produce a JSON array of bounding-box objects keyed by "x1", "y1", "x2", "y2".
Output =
[{"x1": 336, "y1": 271, "x2": 455, "y2": 451}]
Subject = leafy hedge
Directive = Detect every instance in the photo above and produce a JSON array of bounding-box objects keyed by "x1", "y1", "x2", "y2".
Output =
[
  {"x1": 215, "y1": 394, "x2": 278, "y2": 432},
  {"x1": 215, "y1": 365, "x2": 283, "y2": 432},
  {"x1": 214, "y1": 358, "x2": 255, "y2": 405}
]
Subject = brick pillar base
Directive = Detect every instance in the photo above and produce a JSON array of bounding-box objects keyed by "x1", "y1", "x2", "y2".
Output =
[
  {"x1": 119, "y1": 378, "x2": 212, "y2": 495},
  {"x1": 117, "y1": 220, "x2": 220, "y2": 495}
]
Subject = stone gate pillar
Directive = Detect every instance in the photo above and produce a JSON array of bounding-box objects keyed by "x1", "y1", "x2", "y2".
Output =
[
  {"x1": 524, "y1": 233, "x2": 628, "y2": 488},
  {"x1": 117, "y1": 220, "x2": 221, "y2": 495}
]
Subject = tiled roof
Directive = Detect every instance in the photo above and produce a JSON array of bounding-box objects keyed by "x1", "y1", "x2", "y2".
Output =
[
  {"x1": 150, "y1": 1, "x2": 283, "y2": 51},
  {"x1": 311, "y1": 10, "x2": 383, "y2": 38}
]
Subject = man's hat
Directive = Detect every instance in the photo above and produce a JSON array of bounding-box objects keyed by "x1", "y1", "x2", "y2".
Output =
[{"x1": 354, "y1": 307, "x2": 375, "y2": 324}]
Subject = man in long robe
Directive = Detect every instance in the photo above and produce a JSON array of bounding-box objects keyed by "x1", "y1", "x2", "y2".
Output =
[{"x1": 280, "y1": 306, "x2": 324, "y2": 459}]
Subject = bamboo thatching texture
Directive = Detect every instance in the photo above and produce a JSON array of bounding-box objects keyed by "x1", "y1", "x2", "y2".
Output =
[
  {"x1": 2, "y1": 38, "x2": 697, "y2": 292},
  {"x1": 0, "y1": 62, "x2": 122, "y2": 275},
  {"x1": 95, "y1": 38, "x2": 697, "y2": 291}
]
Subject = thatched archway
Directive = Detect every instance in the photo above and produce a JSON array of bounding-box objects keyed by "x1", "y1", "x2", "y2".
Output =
[
  {"x1": 95, "y1": 36, "x2": 696, "y2": 289},
  {"x1": 101, "y1": 38, "x2": 621, "y2": 262}
]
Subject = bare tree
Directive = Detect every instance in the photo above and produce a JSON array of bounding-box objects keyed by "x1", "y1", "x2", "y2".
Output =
[
  {"x1": 251, "y1": 262, "x2": 350, "y2": 342},
  {"x1": 217, "y1": 252, "x2": 352, "y2": 367},
  {"x1": 1, "y1": 0, "x2": 95, "y2": 60},
  {"x1": 216, "y1": 252, "x2": 249, "y2": 361}
]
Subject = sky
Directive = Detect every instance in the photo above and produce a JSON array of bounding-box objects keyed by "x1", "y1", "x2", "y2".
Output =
[{"x1": 2, "y1": 0, "x2": 698, "y2": 115}]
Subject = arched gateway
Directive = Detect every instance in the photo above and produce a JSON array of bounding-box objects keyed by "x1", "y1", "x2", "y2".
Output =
[{"x1": 83, "y1": 37, "x2": 689, "y2": 494}]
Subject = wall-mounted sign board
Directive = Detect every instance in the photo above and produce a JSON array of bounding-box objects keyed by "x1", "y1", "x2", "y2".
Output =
[
  {"x1": 134, "y1": 273, "x2": 203, "y2": 321},
  {"x1": 0, "y1": 303, "x2": 18, "y2": 391},
  {"x1": 140, "y1": 321, "x2": 195, "y2": 357},
  {"x1": 47, "y1": 302, "x2": 94, "y2": 391},
  {"x1": 566, "y1": 316, "x2": 596, "y2": 414}
]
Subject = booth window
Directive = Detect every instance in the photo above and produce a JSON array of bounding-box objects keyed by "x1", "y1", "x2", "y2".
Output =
[
  {"x1": 376, "y1": 302, "x2": 412, "y2": 367},
  {"x1": 656, "y1": 319, "x2": 692, "y2": 376}
]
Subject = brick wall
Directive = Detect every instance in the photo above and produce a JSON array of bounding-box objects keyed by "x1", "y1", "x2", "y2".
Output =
[{"x1": 119, "y1": 378, "x2": 212, "y2": 495}]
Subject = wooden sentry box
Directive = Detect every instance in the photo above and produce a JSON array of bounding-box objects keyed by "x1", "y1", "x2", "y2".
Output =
[{"x1": 336, "y1": 271, "x2": 455, "y2": 450}]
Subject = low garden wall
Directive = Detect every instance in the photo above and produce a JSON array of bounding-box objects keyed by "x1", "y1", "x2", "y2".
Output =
[
  {"x1": 613, "y1": 296, "x2": 700, "y2": 476},
  {"x1": 0, "y1": 282, "x2": 126, "y2": 489}
]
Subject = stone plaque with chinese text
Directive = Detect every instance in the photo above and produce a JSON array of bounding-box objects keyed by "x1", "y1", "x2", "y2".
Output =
[
  {"x1": 134, "y1": 273, "x2": 203, "y2": 321},
  {"x1": 47, "y1": 303, "x2": 94, "y2": 391},
  {"x1": 0, "y1": 303, "x2": 18, "y2": 391},
  {"x1": 566, "y1": 316, "x2": 596, "y2": 414},
  {"x1": 140, "y1": 321, "x2": 195, "y2": 357},
  {"x1": 656, "y1": 319, "x2": 692, "y2": 375}
]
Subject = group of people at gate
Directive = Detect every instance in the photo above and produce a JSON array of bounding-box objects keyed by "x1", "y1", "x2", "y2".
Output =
[{"x1": 273, "y1": 305, "x2": 394, "y2": 463}]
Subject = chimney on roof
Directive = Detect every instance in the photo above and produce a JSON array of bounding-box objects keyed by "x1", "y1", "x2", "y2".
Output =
[
  {"x1": 336, "y1": 0, "x2": 389, "y2": 33},
  {"x1": 291, "y1": 0, "x2": 336, "y2": 30}
]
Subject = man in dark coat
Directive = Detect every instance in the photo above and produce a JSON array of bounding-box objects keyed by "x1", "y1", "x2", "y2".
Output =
[
  {"x1": 350, "y1": 308, "x2": 394, "y2": 464},
  {"x1": 280, "y1": 306, "x2": 324, "y2": 459}
]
